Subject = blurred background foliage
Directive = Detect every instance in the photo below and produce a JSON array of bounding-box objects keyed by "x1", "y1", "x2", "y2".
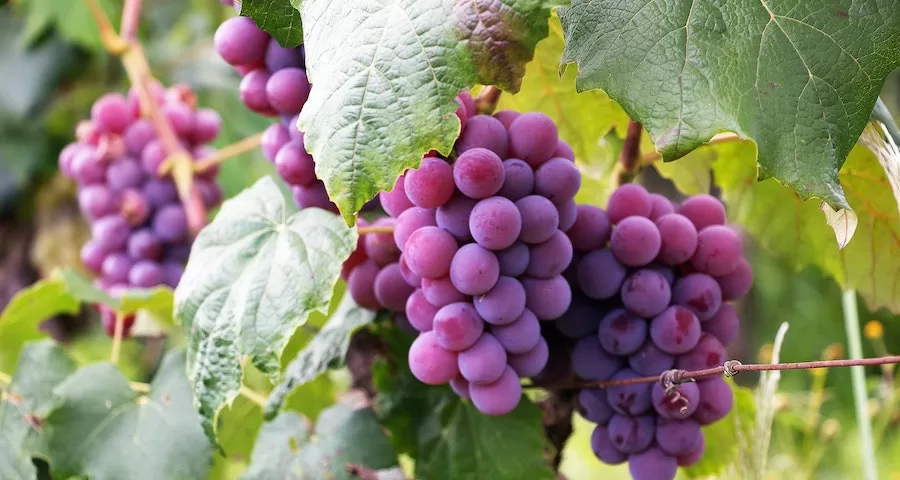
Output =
[{"x1": 0, "y1": 1, "x2": 899, "y2": 478}]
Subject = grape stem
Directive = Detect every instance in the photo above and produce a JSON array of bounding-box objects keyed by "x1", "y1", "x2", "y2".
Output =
[
  {"x1": 120, "y1": 0, "x2": 142, "y2": 40},
  {"x1": 357, "y1": 224, "x2": 395, "y2": 235},
  {"x1": 524, "y1": 354, "x2": 900, "y2": 391},
  {"x1": 239, "y1": 385, "x2": 269, "y2": 408},
  {"x1": 82, "y1": 0, "x2": 129, "y2": 53},
  {"x1": 192, "y1": 132, "x2": 265, "y2": 173},
  {"x1": 110, "y1": 311, "x2": 126, "y2": 365},
  {"x1": 475, "y1": 86, "x2": 503, "y2": 115},
  {"x1": 130, "y1": 381, "x2": 151, "y2": 394},
  {"x1": 614, "y1": 119, "x2": 643, "y2": 186}
]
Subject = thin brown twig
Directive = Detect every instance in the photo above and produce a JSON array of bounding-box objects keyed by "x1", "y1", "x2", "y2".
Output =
[
  {"x1": 525, "y1": 355, "x2": 900, "y2": 391},
  {"x1": 83, "y1": 0, "x2": 129, "y2": 53},
  {"x1": 614, "y1": 119, "x2": 643, "y2": 185},
  {"x1": 192, "y1": 132, "x2": 264, "y2": 173},
  {"x1": 110, "y1": 312, "x2": 126, "y2": 365},
  {"x1": 475, "y1": 86, "x2": 503, "y2": 115},
  {"x1": 357, "y1": 225, "x2": 395, "y2": 235}
]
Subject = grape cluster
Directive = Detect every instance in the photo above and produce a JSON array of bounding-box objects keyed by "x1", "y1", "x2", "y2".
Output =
[
  {"x1": 385, "y1": 96, "x2": 581, "y2": 416},
  {"x1": 556, "y1": 185, "x2": 752, "y2": 479},
  {"x1": 214, "y1": 14, "x2": 337, "y2": 214},
  {"x1": 59, "y1": 84, "x2": 224, "y2": 336}
]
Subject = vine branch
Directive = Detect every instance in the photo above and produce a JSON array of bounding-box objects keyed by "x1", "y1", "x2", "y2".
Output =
[
  {"x1": 192, "y1": 132, "x2": 264, "y2": 173},
  {"x1": 526, "y1": 355, "x2": 900, "y2": 391},
  {"x1": 120, "y1": 0, "x2": 142, "y2": 40},
  {"x1": 475, "y1": 86, "x2": 502, "y2": 115},
  {"x1": 614, "y1": 119, "x2": 643, "y2": 185},
  {"x1": 110, "y1": 312, "x2": 126, "y2": 365},
  {"x1": 357, "y1": 224, "x2": 395, "y2": 235}
]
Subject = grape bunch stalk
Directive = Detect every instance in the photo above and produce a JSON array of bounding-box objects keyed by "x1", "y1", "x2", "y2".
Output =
[
  {"x1": 60, "y1": 83, "x2": 224, "y2": 336},
  {"x1": 553, "y1": 184, "x2": 752, "y2": 480}
]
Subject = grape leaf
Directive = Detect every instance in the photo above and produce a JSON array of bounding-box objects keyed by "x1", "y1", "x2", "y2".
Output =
[
  {"x1": 174, "y1": 176, "x2": 357, "y2": 443},
  {"x1": 264, "y1": 293, "x2": 376, "y2": 419},
  {"x1": 0, "y1": 341, "x2": 77, "y2": 480},
  {"x1": 657, "y1": 128, "x2": 900, "y2": 313},
  {"x1": 43, "y1": 352, "x2": 212, "y2": 480},
  {"x1": 298, "y1": 0, "x2": 564, "y2": 222},
  {"x1": 373, "y1": 328, "x2": 553, "y2": 480},
  {"x1": 57, "y1": 268, "x2": 174, "y2": 319},
  {"x1": 0, "y1": 277, "x2": 76, "y2": 372},
  {"x1": 241, "y1": 0, "x2": 303, "y2": 48},
  {"x1": 17, "y1": 0, "x2": 121, "y2": 52},
  {"x1": 684, "y1": 380, "x2": 756, "y2": 477},
  {"x1": 559, "y1": 0, "x2": 900, "y2": 211},
  {"x1": 244, "y1": 405, "x2": 399, "y2": 480}
]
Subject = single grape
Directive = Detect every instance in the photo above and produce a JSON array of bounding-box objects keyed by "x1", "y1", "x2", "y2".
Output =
[
  {"x1": 92, "y1": 215, "x2": 130, "y2": 250},
  {"x1": 606, "y1": 369, "x2": 653, "y2": 415},
  {"x1": 102, "y1": 253, "x2": 133, "y2": 284},
  {"x1": 80, "y1": 241, "x2": 108, "y2": 273},
  {"x1": 458, "y1": 333, "x2": 508, "y2": 384},
  {"x1": 655, "y1": 418, "x2": 702, "y2": 456},
  {"x1": 679, "y1": 194, "x2": 726, "y2": 230},
  {"x1": 373, "y1": 263, "x2": 415, "y2": 311},
  {"x1": 470, "y1": 196, "x2": 523, "y2": 250},
  {"x1": 379, "y1": 174, "x2": 414, "y2": 217},
  {"x1": 607, "y1": 183, "x2": 652, "y2": 224},
  {"x1": 526, "y1": 231, "x2": 573, "y2": 278},
  {"x1": 196, "y1": 178, "x2": 224, "y2": 209},
  {"x1": 692, "y1": 377, "x2": 733, "y2": 425},
  {"x1": 408, "y1": 331, "x2": 460, "y2": 385},
  {"x1": 629, "y1": 341, "x2": 675, "y2": 376},
  {"x1": 469, "y1": 366, "x2": 522, "y2": 416},
  {"x1": 404, "y1": 226, "x2": 458, "y2": 279},
  {"x1": 553, "y1": 140, "x2": 576, "y2": 161},
  {"x1": 292, "y1": 182, "x2": 338, "y2": 213},
  {"x1": 393, "y1": 207, "x2": 436, "y2": 249},
  {"x1": 449, "y1": 244, "x2": 500, "y2": 296},
  {"x1": 490, "y1": 308, "x2": 540, "y2": 354},
  {"x1": 421, "y1": 276, "x2": 467, "y2": 307},
  {"x1": 577, "y1": 249, "x2": 627, "y2": 300},
  {"x1": 164, "y1": 103, "x2": 195, "y2": 138},
  {"x1": 139, "y1": 140, "x2": 166, "y2": 178},
  {"x1": 628, "y1": 446, "x2": 677, "y2": 480},
  {"x1": 496, "y1": 241, "x2": 530, "y2": 277},
  {"x1": 129, "y1": 260, "x2": 164, "y2": 288},
  {"x1": 261, "y1": 123, "x2": 291, "y2": 161},
  {"x1": 71, "y1": 148, "x2": 107, "y2": 185},
  {"x1": 266, "y1": 68, "x2": 310, "y2": 114},
  {"x1": 58, "y1": 143, "x2": 81, "y2": 178},
  {"x1": 406, "y1": 289, "x2": 439, "y2": 332},
  {"x1": 453, "y1": 148, "x2": 505, "y2": 200},
  {"x1": 690, "y1": 225, "x2": 742, "y2": 276},
  {"x1": 143, "y1": 179, "x2": 178, "y2": 209},
  {"x1": 507, "y1": 112, "x2": 558, "y2": 168},
  {"x1": 515, "y1": 195, "x2": 559, "y2": 244},
  {"x1": 649, "y1": 305, "x2": 702, "y2": 355},
  {"x1": 534, "y1": 158, "x2": 581, "y2": 204},
  {"x1": 363, "y1": 218, "x2": 400, "y2": 267},
  {"x1": 508, "y1": 337, "x2": 549, "y2": 377},
  {"x1": 123, "y1": 119, "x2": 156, "y2": 154},
  {"x1": 456, "y1": 114, "x2": 509, "y2": 158},
  {"x1": 164, "y1": 244, "x2": 191, "y2": 263},
  {"x1": 192, "y1": 109, "x2": 222, "y2": 144},
  {"x1": 119, "y1": 189, "x2": 150, "y2": 227},
  {"x1": 522, "y1": 275, "x2": 571, "y2": 320},
  {"x1": 648, "y1": 193, "x2": 676, "y2": 220},
  {"x1": 716, "y1": 258, "x2": 753, "y2": 300},
  {"x1": 677, "y1": 333, "x2": 727, "y2": 371},
  {"x1": 432, "y1": 302, "x2": 484, "y2": 351},
  {"x1": 436, "y1": 192, "x2": 477, "y2": 241},
  {"x1": 473, "y1": 276, "x2": 526, "y2": 325},
  {"x1": 405, "y1": 156, "x2": 455, "y2": 208},
  {"x1": 458, "y1": 91, "x2": 476, "y2": 119},
  {"x1": 645, "y1": 262, "x2": 676, "y2": 285},
  {"x1": 240, "y1": 69, "x2": 276, "y2": 116},
  {"x1": 498, "y1": 158, "x2": 535, "y2": 201},
  {"x1": 107, "y1": 157, "x2": 144, "y2": 192},
  {"x1": 677, "y1": 434, "x2": 705, "y2": 467},
  {"x1": 652, "y1": 381, "x2": 700, "y2": 420},
  {"x1": 597, "y1": 309, "x2": 647, "y2": 356},
  {"x1": 555, "y1": 294, "x2": 604, "y2": 339},
  {"x1": 567, "y1": 205, "x2": 611, "y2": 252},
  {"x1": 275, "y1": 140, "x2": 316, "y2": 187},
  {"x1": 621, "y1": 269, "x2": 672, "y2": 317},
  {"x1": 610, "y1": 216, "x2": 662, "y2": 267},
  {"x1": 152, "y1": 205, "x2": 188, "y2": 243},
  {"x1": 450, "y1": 375, "x2": 470, "y2": 398},
  {"x1": 572, "y1": 336, "x2": 623, "y2": 380},
  {"x1": 77, "y1": 185, "x2": 116, "y2": 220},
  {"x1": 398, "y1": 255, "x2": 421, "y2": 287},
  {"x1": 655, "y1": 213, "x2": 699, "y2": 265},
  {"x1": 703, "y1": 303, "x2": 739, "y2": 346},
  {"x1": 578, "y1": 389, "x2": 614, "y2": 425},
  {"x1": 91, "y1": 93, "x2": 132, "y2": 134},
  {"x1": 590, "y1": 425, "x2": 627, "y2": 464},
  {"x1": 264, "y1": 38, "x2": 305, "y2": 71},
  {"x1": 672, "y1": 273, "x2": 722, "y2": 321},
  {"x1": 492, "y1": 109, "x2": 520, "y2": 130},
  {"x1": 128, "y1": 229, "x2": 163, "y2": 260},
  {"x1": 557, "y1": 199, "x2": 578, "y2": 231},
  {"x1": 347, "y1": 260, "x2": 380, "y2": 310},
  {"x1": 214, "y1": 16, "x2": 269, "y2": 67},
  {"x1": 607, "y1": 414, "x2": 655, "y2": 454}
]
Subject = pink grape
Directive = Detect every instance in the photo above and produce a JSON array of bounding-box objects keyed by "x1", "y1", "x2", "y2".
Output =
[
  {"x1": 557, "y1": 199, "x2": 578, "y2": 231},
  {"x1": 534, "y1": 157, "x2": 581, "y2": 204},
  {"x1": 421, "y1": 276, "x2": 467, "y2": 308},
  {"x1": 496, "y1": 241, "x2": 530, "y2": 277},
  {"x1": 214, "y1": 16, "x2": 269, "y2": 67},
  {"x1": 436, "y1": 192, "x2": 477, "y2": 241},
  {"x1": 347, "y1": 260, "x2": 380, "y2": 310},
  {"x1": 590, "y1": 426, "x2": 627, "y2": 464},
  {"x1": 469, "y1": 366, "x2": 522, "y2": 416},
  {"x1": 508, "y1": 112, "x2": 558, "y2": 167},
  {"x1": 607, "y1": 183, "x2": 652, "y2": 224},
  {"x1": 703, "y1": 303, "x2": 739, "y2": 346},
  {"x1": 515, "y1": 195, "x2": 559, "y2": 244},
  {"x1": 490, "y1": 309, "x2": 541, "y2": 354},
  {"x1": 650, "y1": 306, "x2": 702, "y2": 355},
  {"x1": 579, "y1": 389, "x2": 614, "y2": 425},
  {"x1": 690, "y1": 225, "x2": 743, "y2": 276},
  {"x1": 265, "y1": 68, "x2": 310, "y2": 114},
  {"x1": 469, "y1": 196, "x2": 522, "y2": 250},
  {"x1": 406, "y1": 289, "x2": 438, "y2": 332},
  {"x1": 629, "y1": 342, "x2": 675, "y2": 376},
  {"x1": 620, "y1": 269, "x2": 671, "y2": 317},
  {"x1": 656, "y1": 419, "x2": 702, "y2": 456},
  {"x1": 456, "y1": 114, "x2": 509, "y2": 158},
  {"x1": 521, "y1": 275, "x2": 571, "y2": 320},
  {"x1": 379, "y1": 174, "x2": 414, "y2": 217},
  {"x1": 692, "y1": 377, "x2": 733, "y2": 425},
  {"x1": 607, "y1": 414, "x2": 654, "y2": 454},
  {"x1": 672, "y1": 273, "x2": 722, "y2": 321},
  {"x1": 432, "y1": 302, "x2": 484, "y2": 351},
  {"x1": 526, "y1": 231, "x2": 573, "y2": 278},
  {"x1": 498, "y1": 158, "x2": 535, "y2": 201},
  {"x1": 393, "y1": 207, "x2": 436, "y2": 250},
  {"x1": 606, "y1": 369, "x2": 652, "y2": 415},
  {"x1": 610, "y1": 216, "x2": 661, "y2": 267},
  {"x1": 679, "y1": 194, "x2": 726, "y2": 230},
  {"x1": 458, "y1": 333, "x2": 507, "y2": 384},
  {"x1": 473, "y1": 276, "x2": 526, "y2": 325},
  {"x1": 648, "y1": 193, "x2": 676, "y2": 220},
  {"x1": 404, "y1": 226, "x2": 458, "y2": 279},
  {"x1": 239, "y1": 69, "x2": 275, "y2": 115},
  {"x1": 405, "y1": 156, "x2": 455, "y2": 208},
  {"x1": 553, "y1": 140, "x2": 576, "y2": 161},
  {"x1": 577, "y1": 249, "x2": 626, "y2": 300},
  {"x1": 373, "y1": 263, "x2": 414, "y2": 311},
  {"x1": 492, "y1": 109, "x2": 520, "y2": 129},
  {"x1": 507, "y1": 337, "x2": 549, "y2": 377},
  {"x1": 567, "y1": 205, "x2": 611, "y2": 251},
  {"x1": 449, "y1": 244, "x2": 500, "y2": 295},
  {"x1": 655, "y1": 213, "x2": 698, "y2": 265},
  {"x1": 597, "y1": 309, "x2": 647, "y2": 356},
  {"x1": 716, "y1": 258, "x2": 753, "y2": 300},
  {"x1": 572, "y1": 337, "x2": 623, "y2": 380},
  {"x1": 408, "y1": 331, "x2": 459, "y2": 385},
  {"x1": 652, "y1": 382, "x2": 700, "y2": 419},
  {"x1": 676, "y1": 333, "x2": 727, "y2": 371},
  {"x1": 453, "y1": 148, "x2": 505, "y2": 199}
]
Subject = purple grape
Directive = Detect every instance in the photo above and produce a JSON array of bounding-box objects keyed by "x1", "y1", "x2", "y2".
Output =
[
  {"x1": 610, "y1": 216, "x2": 661, "y2": 267},
  {"x1": 469, "y1": 196, "x2": 522, "y2": 250},
  {"x1": 534, "y1": 158, "x2": 581, "y2": 204},
  {"x1": 672, "y1": 273, "x2": 722, "y2": 321},
  {"x1": 577, "y1": 249, "x2": 626, "y2": 300},
  {"x1": 526, "y1": 231, "x2": 573, "y2": 278},
  {"x1": 554, "y1": 140, "x2": 576, "y2": 161},
  {"x1": 436, "y1": 192, "x2": 477, "y2": 241},
  {"x1": 515, "y1": 195, "x2": 559, "y2": 244},
  {"x1": 379, "y1": 174, "x2": 413, "y2": 217},
  {"x1": 161, "y1": 261, "x2": 184, "y2": 287},
  {"x1": 408, "y1": 331, "x2": 459, "y2": 385},
  {"x1": 473, "y1": 276, "x2": 526, "y2": 325},
  {"x1": 373, "y1": 263, "x2": 415, "y2": 311},
  {"x1": 455, "y1": 114, "x2": 509, "y2": 158},
  {"x1": 432, "y1": 302, "x2": 484, "y2": 351},
  {"x1": 152, "y1": 205, "x2": 188, "y2": 243},
  {"x1": 607, "y1": 183, "x2": 652, "y2": 224},
  {"x1": 91, "y1": 93, "x2": 132, "y2": 134},
  {"x1": 629, "y1": 341, "x2": 675, "y2": 376},
  {"x1": 107, "y1": 157, "x2": 144, "y2": 192},
  {"x1": 678, "y1": 435, "x2": 705, "y2": 467},
  {"x1": 716, "y1": 258, "x2": 753, "y2": 300},
  {"x1": 123, "y1": 119, "x2": 156, "y2": 154},
  {"x1": 676, "y1": 333, "x2": 727, "y2": 371},
  {"x1": 507, "y1": 113, "x2": 558, "y2": 168},
  {"x1": 469, "y1": 366, "x2": 521, "y2": 415},
  {"x1": 492, "y1": 109, "x2": 520, "y2": 129},
  {"x1": 214, "y1": 16, "x2": 269, "y2": 67},
  {"x1": 654, "y1": 213, "x2": 698, "y2": 265},
  {"x1": 58, "y1": 144, "x2": 81, "y2": 178},
  {"x1": 652, "y1": 381, "x2": 700, "y2": 419},
  {"x1": 128, "y1": 229, "x2": 163, "y2": 260},
  {"x1": 92, "y1": 215, "x2": 130, "y2": 250},
  {"x1": 129, "y1": 260, "x2": 164, "y2": 288},
  {"x1": 102, "y1": 253, "x2": 133, "y2": 284},
  {"x1": 679, "y1": 194, "x2": 726, "y2": 230},
  {"x1": 421, "y1": 276, "x2": 467, "y2": 308},
  {"x1": 690, "y1": 225, "x2": 743, "y2": 276},
  {"x1": 77, "y1": 185, "x2": 116, "y2": 220},
  {"x1": 347, "y1": 260, "x2": 380, "y2": 310},
  {"x1": 196, "y1": 178, "x2": 224, "y2": 209},
  {"x1": 648, "y1": 193, "x2": 676, "y2": 220},
  {"x1": 453, "y1": 148, "x2": 504, "y2": 200},
  {"x1": 655, "y1": 418, "x2": 702, "y2": 456},
  {"x1": 81, "y1": 241, "x2": 108, "y2": 273},
  {"x1": 164, "y1": 243, "x2": 191, "y2": 263},
  {"x1": 239, "y1": 69, "x2": 275, "y2": 115},
  {"x1": 164, "y1": 103, "x2": 195, "y2": 138},
  {"x1": 285, "y1": 115, "x2": 303, "y2": 141},
  {"x1": 275, "y1": 140, "x2": 316, "y2": 187},
  {"x1": 521, "y1": 275, "x2": 571, "y2": 320},
  {"x1": 140, "y1": 140, "x2": 166, "y2": 178},
  {"x1": 72, "y1": 148, "x2": 107, "y2": 185},
  {"x1": 555, "y1": 295, "x2": 604, "y2": 339},
  {"x1": 507, "y1": 336, "x2": 549, "y2": 377},
  {"x1": 606, "y1": 369, "x2": 652, "y2": 415},
  {"x1": 607, "y1": 414, "x2": 654, "y2": 454},
  {"x1": 704, "y1": 303, "x2": 739, "y2": 346},
  {"x1": 458, "y1": 333, "x2": 507, "y2": 384},
  {"x1": 261, "y1": 123, "x2": 291, "y2": 161},
  {"x1": 497, "y1": 158, "x2": 534, "y2": 201},
  {"x1": 628, "y1": 446, "x2": 677, "y2": 480},
  {"x1": 490, "y1": 308, "x2": 540, "y2": 354},
  {"x1": 496, "y1": 241, "x2": 529, "y2": 277},
  {"x1": 192, "y1": 109, "x2": 222, "y2": 144},
  {"x1": 557, "y1": 198, "x2": 578, "y2": 231},
  {"x1": 266, "y1": 68, "x2": 311, "y2": 114},
  {"x1": 621, "y1": 269, "x2": 671, "y2": 317},
  {"x1": 292, "y1": 182, "x2": 337, "y2": 213},
  {"x1": 450, "y1": 376, "x2": 470, "y2": 398},
  {"x1": 449, "y1": 244, "x2": 499, "y2": 296},
  {"x1": 692, "y1": 377, "x2": 733, "y2": 425},
  {"x1": 405, "y1": 226, "x2": 458, "y2": 279},
  {"x1": 649, "y1": 305, "x2": 701, "y2": 355},
  {"x1": 264, "y1": 38, "x2": 305, "y2": 71},
  {"x1": 571, "y1": 336, "x2": 623, "y2": 380},
  {"x1": 597, "y1": 309, "x2": 647, "y2": 355},
  {"x1": 590, "y1": 425, "x2": 627, "y2": 464},
  {"x1": 398, "y1": 255, "x2": 421, "y2": 287},
  {"x1": 143, "y1": 179, "x2": 178, "y2": 208},
  {"x1": 406, "y1": 289, "x2": 438, "y2": 332},
  {"x1": 405, "y1": 156, "x2": 455, "y2": 208},
  {"x1": 393, "y1": 207, "x2": 436, "y2": 250},
  {"x1": 567, "y1": 205, "x2": 611, "y2": 252},
  {"x1": 578, "y1": 389, "x2": 614, "y2": 425},
  {"x1": 119, "y1": 189, "x2": 150, "y2": 227}
]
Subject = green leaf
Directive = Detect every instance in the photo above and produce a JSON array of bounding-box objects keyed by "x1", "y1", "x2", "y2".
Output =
[
  {"x1": 299, "y1": 0, "x2": 564, "y2": 221},
  {"x1": 559, "y1": 0, "x2": 900, "y2": 211},
  {"x1": 373, "y1": 327, "x2": 553, "y2": 480},
  {"x1": 44, "y1": 352, "x2": 212, "y2": 480},
  {"x1": 0, "y1": 341, "x2": 77, "y2": 480},
  {"x1": 18, "y1": 0, "x2": 122, "y2": 52},
  {"x1": 55, "y1": 268, "x2": 175, "y2": 319},
  {"x1": 684, "y1": 379, "x2": 756, "y2": 477},
  {"x1": 174, "y1": 176, "x2": 357, "y2": 443},
  {"x1": 0, "y1": 277, "x2": 77, "y2": 372},
  {"x1": 264, "y1": 293, "x2": 376, "y2": 419},
  {"x1": 243, "y1": 405, "x2": 398, "y2": 480},
  {"x1": 241, "y1": 0, "x2": 303, "y2": 48}
]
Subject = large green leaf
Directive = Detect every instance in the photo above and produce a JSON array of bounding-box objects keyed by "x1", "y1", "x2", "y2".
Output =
[
  {"x1": 0, "y1": 341, "x2": 76, "y2": 480},
  {"x1": 264, "y1": 293, "x2": 376, "y2": 419},
  {"x1": 17, "y1": 0, "x2": 122, "y2": 52},
  {"x1": 298, "y1": 0, "x2": 565, "y2": 221},
  {"x1": 241, "y1": 0, "x2": 303, "y2": 48},
  {"x1": 57, "y1": 268, "x2": 175, "y2": 320},
  {"x1": 43, "y1": 352, "x2": 212, "y2": 480},
  {"x1": 243, "y1": 405, "x2": 398, "y2": 480},
  {"x1": 685, "y1": 379, "x2": 756, "y2": 477},
  {"x1": 174, "y1": 176, "x2": 357, "y2": 443},
  {"x1": 0, "y1": 277, "x2": 76, "y2": 372},
  {"x1": 559, "y1": 0, "x2": 900, "y2": 211},
  {"x1": 373, "y1": 327, "x2": 553, "y2": 480}
]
